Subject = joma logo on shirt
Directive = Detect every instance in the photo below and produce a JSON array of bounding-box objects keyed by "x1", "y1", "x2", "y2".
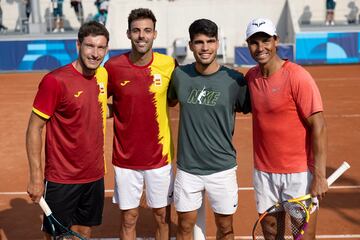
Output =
[
  {"x1": 74, "y1": 91, "x2": 83, "y2": 97},
  {"x1": 120, "y1": 80, "x2": 130, "y2": 86},
  {"x1": 187, "y1": 88, "x2": 221, "y2": 106}
]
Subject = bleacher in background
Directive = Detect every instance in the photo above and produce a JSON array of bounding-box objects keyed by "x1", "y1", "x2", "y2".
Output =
[
  {"x1": 1, "y1": 0, "x2": 360, "y2": 71},
  {"x1": 1, "y1": 0, "x2": 98, "y2": 33}
]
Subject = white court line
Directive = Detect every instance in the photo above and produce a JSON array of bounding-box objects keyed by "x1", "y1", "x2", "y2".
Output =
[
  {"x1": 228, "y1": 235, "x2": 360, "y2": 239},
  {"x1": 90, "y1": 234, "x2": 360, "y2": 240},
  {"x1": 326, "y1": 114, "x2": 360, "y2": 118},
  {"x1": 2, "y1": 186, "x2": 359, "y2": 195},
  {"x1": 237, "y1": 185, "x2": 360, "y2": 191},
  {"x1": 317, "y1": 77, "x2": 360, "y2": 81},
  {"x1": 314, "y1": 236, "x2": 360, "y2": 239},
  {"x1": 230, "y1": 235, "x2": 360, "y2": 239}
]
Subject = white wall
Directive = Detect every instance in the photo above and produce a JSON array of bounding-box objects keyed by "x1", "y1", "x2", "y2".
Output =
[
  {"x1": 106, "y1": 0, "x2": 287, "y2": 61},
  {"x1": 288, "y1": 0, "x2": 360, "y2": 26},
  {"x1": 2, "y1": 0, "x2": 359, "y2": 60},
  {"x1": 1, "y1": 0, "x2": 98, "y2": 31}
]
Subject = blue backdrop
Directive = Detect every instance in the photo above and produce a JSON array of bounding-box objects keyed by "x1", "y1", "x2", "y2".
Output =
[
  {"x1": 0, "y1": 40, "x2": 78, "y2": 71},
  {"x1": 1, "y1": 32, "x2": 359, "y2": 71},
  {"x1": 0, "y1": 39, "x2": 167, "y2": 71},
  {"x1": 234, "y1": 45, "x2": 294, "y2": 66},
  {"x1": 295, "y1": 32, "x2": 360, "y2": 64}
]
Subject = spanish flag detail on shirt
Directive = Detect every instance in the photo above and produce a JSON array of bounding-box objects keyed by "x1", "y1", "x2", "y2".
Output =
[
  {"x1": 95, "y1": 66, "x2": 108, "y2": 173},
  {"x1": 105, "y1": 52, "x2": 176, "y2": 170}
]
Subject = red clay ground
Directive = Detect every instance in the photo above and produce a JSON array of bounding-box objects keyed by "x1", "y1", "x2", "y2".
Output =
[{"x1": 0, "y1": 64, "x2": 359, "y2": 239}]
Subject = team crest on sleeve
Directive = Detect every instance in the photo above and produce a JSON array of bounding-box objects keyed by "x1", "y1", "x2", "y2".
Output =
[{"x1": 153, "y1": 74, "x2": 162, "y2": 87}]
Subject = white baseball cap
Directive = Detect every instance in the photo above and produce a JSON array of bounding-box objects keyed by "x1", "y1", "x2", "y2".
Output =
[{"x1": 246, "y1": 18, "x2": 277, "y2": 40}]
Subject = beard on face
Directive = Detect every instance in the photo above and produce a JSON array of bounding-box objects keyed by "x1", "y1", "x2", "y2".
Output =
[{"x1": 79, "y1": 52, "x2": 100, "y2": 71}]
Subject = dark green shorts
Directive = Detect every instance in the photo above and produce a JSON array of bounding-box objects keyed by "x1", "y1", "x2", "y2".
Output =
[{"x1": 326, "y1": 0, "x2": 336, "y2": 10}]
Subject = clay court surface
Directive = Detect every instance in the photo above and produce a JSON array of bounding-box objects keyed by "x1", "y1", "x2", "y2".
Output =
[{"x1": 0, "y1": 64, "x2": 359, "y2": 239}]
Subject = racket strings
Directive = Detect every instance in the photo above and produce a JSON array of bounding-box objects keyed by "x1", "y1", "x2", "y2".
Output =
[
  {"x1": 54, "y1": 235, "x2": 74, "y2": 240},
  {"x1": 253, "y1": 205, "x2": 285, "y2": 240},
  {"x1": 56, "y1": 231, "x2": 78, "y2": 240},
  {"x1": 253, "y1": 202, "x2": 308, "y2": 240},
  {"x1": 49, "y1": 216, "x2": 85, "y2": 240},
  {"x1": 284, "y1": 202, "x2": 308, "y2": 238}
]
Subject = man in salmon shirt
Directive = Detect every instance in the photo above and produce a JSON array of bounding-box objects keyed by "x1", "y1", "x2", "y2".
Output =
[{"x1": 244, "y1": 18, "x2": 328, "y2": 240}]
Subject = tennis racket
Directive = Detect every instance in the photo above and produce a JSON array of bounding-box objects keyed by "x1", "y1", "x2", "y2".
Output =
[
  {"x1": 39, "y1": 197, "x2": 87, "y2": 240},
  {"x1": 252, "y1": 161, "x2": 350, "y2": 240}
]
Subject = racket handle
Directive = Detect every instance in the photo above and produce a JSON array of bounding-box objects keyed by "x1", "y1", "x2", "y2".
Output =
[
  {"x1": 311, "y1": 161, "x2": 350, "y2": 203},
  {"x1": 39, "y1": 197, "x2": 53, "y2": 217},
  {"x1": 326, "y1": 161, "x2": 350, "y2": 186}
]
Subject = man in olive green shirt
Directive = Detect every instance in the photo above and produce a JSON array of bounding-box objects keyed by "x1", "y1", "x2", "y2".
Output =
[{"x1": 168, "y1": 18, "x2": 250, "y2": 239}]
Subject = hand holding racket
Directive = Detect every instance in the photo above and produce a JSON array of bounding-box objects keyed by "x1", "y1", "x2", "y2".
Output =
[
  {"x1": 39, "y1": 197, "x2": 87, "y2": 240},
  {"x1": 252, "y1": 161, "x2": 350, "y2": 240}
]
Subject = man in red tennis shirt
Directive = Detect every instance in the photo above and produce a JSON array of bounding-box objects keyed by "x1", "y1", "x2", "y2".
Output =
[
  {"x1": 244, "y1": 18, "x2": 329, "y2": 240},
  {"x1": 104, "y1": 8, "x2": 176, "y2": 240},
  {"x1": 26, "y1": 21, "x2": 109, "y2": 239}
]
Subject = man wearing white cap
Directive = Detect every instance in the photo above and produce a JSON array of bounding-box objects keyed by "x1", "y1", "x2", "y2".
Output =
[{"x1": 244, "y1": 18, "x2": 329, "y2": 239}]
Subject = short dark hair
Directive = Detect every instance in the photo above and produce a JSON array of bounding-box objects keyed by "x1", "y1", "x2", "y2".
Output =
[
  {"x1": 78, "y1": 21, "x2": 109, "y2": 44},
  {"x1": 189, "y1": 19, "x2": 218, "y2": 41},
  {"x1": 128, "y1": 8, "x2": 157, "y2": 30}
]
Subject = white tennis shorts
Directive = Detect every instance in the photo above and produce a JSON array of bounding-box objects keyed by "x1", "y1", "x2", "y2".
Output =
[
  {"x1": 253, "y1": 169, "x2": 318, "y2": 213},
  {"x1": 112, "y1": 164, "x2": 174, "y2": 210},
  {"x1": 174, "y1": 166, "x2": 238, "y2": 215}
]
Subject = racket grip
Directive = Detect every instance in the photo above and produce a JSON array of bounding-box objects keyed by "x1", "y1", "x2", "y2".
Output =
[
  {"x1": 311, "y1": 161, "x2": 350, "y2": 204},
  {"x1": 326, "y1": 161, "x2": 350, "y2": 186},
  {"x1": 39, "y1": 197, "x2": 53, "y2": 216}
]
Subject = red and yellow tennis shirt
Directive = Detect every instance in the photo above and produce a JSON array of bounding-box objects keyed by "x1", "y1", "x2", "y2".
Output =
[
  {"x1": 105, "y1": 52, "x2": 176, "y2": 170},
  {"x1": 32, "y1": 64, "x2": 108, "y2": 184}
]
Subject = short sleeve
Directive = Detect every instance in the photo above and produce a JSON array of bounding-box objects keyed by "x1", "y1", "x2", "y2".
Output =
[
  {"x1": 290, "y1": 67, "x2": 323, "y2": 119},
  {"x1": 235, "y1": 74, "x2": 251, "y2": 114},
  {"x1": 32, "y1": 74, "x2": 61, "y2": 119},
  {"x1": 167, "y1": 71, "x2": 178, "y2": 101},
  {"x1": 104, "y1": 61, "x2": 114, "y2": 97}
]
